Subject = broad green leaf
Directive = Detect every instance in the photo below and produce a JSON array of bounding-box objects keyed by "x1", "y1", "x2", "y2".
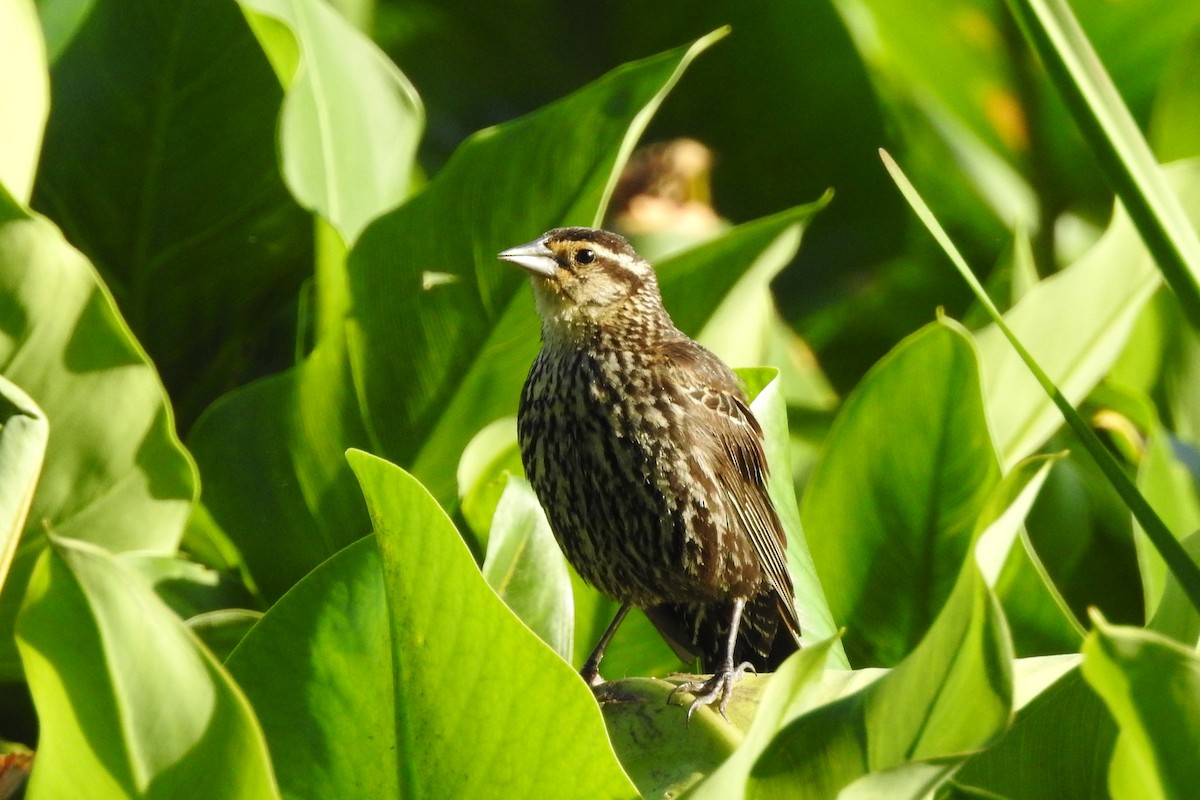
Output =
[
  {"x1": 1081, "y1": 615, "x2": 1200, "y2": 800},
  {"x1": 973, "y1": 164, "x2": 1200, "y2": 466},
  {"x1": 0, "y1": 198, "x2": 194, "y2": 679},
  {"x1": 802, "y1": 319, "x2": 999, "y2": 667},
  {"x1": 347, "y1": 30, "x2": 728, "y2": 508},
  {"x1": 1005, "y1": 0, "x2": 1200, "y2": 334},
  {"x1": 657, "y1": 203, "x2": 825, "y2": 344},
  {"x1": 0, "y1": 0, "x2": 48, "y2": 205},
  {"x1": 189, "y1": 337, "x2": 372, "y2": 602},
  {"x1": 482, "y1": 476, "x2": 573, "y2": 660},
  {"x1": 1109, "y1": 289, "x2": 1172, "y2": 397},
  {"x1": 1069, "y1": 1, "x2": 1200, "y2": 126},
  {"x1": 738, "y1": 546, "x2": 1012, "y2": 798},
  {"x1": 956, "y1": 667, "x2": 1114, "y2": 800},
  {"x1": 15, "y1": 536, "x2": 279, "y2": 800},
  {"x1": 348, "y1": 450, "x2": 637, "y2": 800},
  {"x1": 34, "y1": 0, "x2": 94, "y2": 63},
  {"x1": 0, "y1": 377, "x2": 46, "y2": 592},
  {"x1": 884, "y1": 149, "x2": 1200, "y2": 623},
  {"x1": 192, "y1": 34, "x2": 727, "y2": 601},
  {"x1": 31, "y1": 0, "x2": 312, "y2": 425},
  {"x1": 597, "y1": 675, "x2": 746, "y2": 800},
  {"x1": 226, "y1": 537, "x2": 395, "y2": 800},
  {"x1": 238, "y1": 0, "x2": 423, "y2": 246}
]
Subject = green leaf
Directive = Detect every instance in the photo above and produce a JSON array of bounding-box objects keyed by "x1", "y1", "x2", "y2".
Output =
[
  {"x1": 882, "y1": 149, "x2": 1200, "y2": 623},
  {"x1": 0, "y1": 0, "x2": 48, "y2": 205},
  {"x1": 802, "y1": 319, "x2": 999, "y2": 667},
  {"x1": 0, "y1": 377, "x2": 47, "y2": 592},
  {"x1": 1004, "y1": 0, "x2": 1200, "y2": 334},
  {"x1": 31, "y1": 0, "x2": 312, "y2": 425},
  {"x1": 189, "y1": 339, "x2": 372, "y2": 602},
  {"x1": 956, "y1": 667, "x2": 1114, "y2": 800},
  {"x1": 994, "y1": 525, "x2": 1086, "y2": 657},
  {"x1": 15, "y1": 536, "x2": 279, "y2": 799},
  {"x1": 1081, "y1": 614, "x2": 1200, "y2": 800},
  {"x1": 347, "y1": 30, "x2": 728, "y2": 508},
  {"x1": 0, "y1": 203, "x2": 195, "y2": 679},
  {"x1": 840, "y1": 0, "x2": 1025, "y2": 170},
  {"x1": 457, "y1": 416, "x2": 522, "y2": 545},
  {"x1": 482, "y1": 475, "x2": 574, "y2": 661},
  {"x1": 226, "y1": 537, "x2": 396, "y2": 800},
  {"x1": 347, "y1": 450, "x2": 637, "y2": 800},
  {"x1": 121, "y1": 552, "x2": 255, "y2": 622},
  {"x1": 972, "y1": 452, "x2": 1059, "y2": 575},
  {"x1": 238, "y1": 0, "x2": 423, "y2": 246},
  {"x1": 971, "y1": 163, "x2": 1200, "y2": 466},
  {"x1": 975, "y1": 451, "x2": 1084, "y2": 654},
  {"x1": 736, "y1": 544, "x2": 1012, "y2": 798}
]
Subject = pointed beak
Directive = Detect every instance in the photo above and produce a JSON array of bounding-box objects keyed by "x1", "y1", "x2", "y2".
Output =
[{"x1": 498, "y1": 238, "x2": 558, "y2": 278}]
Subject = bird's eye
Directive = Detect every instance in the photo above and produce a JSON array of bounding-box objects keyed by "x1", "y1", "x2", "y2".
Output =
[{"x1": 575, "y1": 248, "x2": 596, "y2": 265}]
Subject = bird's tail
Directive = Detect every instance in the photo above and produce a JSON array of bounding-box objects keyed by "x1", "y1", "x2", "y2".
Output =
[{"x1": 645, "y1": 592, "x2": 800, "y2": 673}]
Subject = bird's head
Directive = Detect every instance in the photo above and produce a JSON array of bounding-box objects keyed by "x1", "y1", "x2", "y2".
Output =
[{"x1": 499, "y1": 227, "x2": 663, "y2": 340}]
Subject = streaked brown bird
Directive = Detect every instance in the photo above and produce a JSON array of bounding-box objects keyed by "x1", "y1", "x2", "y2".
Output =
[{"x1": 500, "y1": 227, "x2": 802, "y2": 719}]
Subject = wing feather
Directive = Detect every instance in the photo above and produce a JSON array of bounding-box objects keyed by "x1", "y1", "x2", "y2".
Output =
[{"x1": 657, "y1": 338, "x2": 802, "y2": 644}]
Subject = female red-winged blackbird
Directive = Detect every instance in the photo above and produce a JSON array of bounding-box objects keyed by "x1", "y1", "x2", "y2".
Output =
[{"x1": 500, "y1": 227, "x2": 802, "y2": 718}]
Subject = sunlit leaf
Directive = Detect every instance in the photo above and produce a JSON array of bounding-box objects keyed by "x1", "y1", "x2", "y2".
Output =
[
  {"x1": 1081, "y1": 614, "x2": 1200, "y2": 800},
  {"x1": 348, "y1": 450, "x2": 638, "y2": 799},
  {"x1": 0, "y1": 377, "x2": 46, "y2": 593},
  {"x1": 0, "y1": 195, "x2": 194, "y2": 678},
  {"x1": 0, "y1": 0, "x2": 47, "y2": 205},
  {"x1": 238, "y1": 0, "x2": 423, "y2": 246},
  {"x1": 31, "y1": 0, "x2": 312, "y2": 424},
  {"x1": 802, "y1": 319, "x2": 999, "y2": 667},
  {"x1": 482, "y1": 476, "x2": 574, "y2": 660},
  {"x1": 16, "y1": 536, "x2": 279, "y2": 799}
]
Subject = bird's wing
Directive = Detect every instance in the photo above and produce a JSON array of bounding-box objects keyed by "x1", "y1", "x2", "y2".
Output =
[{"x1": 657, "y1": 338, "x2": 802, "y2": 643}]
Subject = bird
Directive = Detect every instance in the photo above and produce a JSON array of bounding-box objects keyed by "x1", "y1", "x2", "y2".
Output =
[{"x1": 499, "y1": 226, "x2": 802, "y2": 719}]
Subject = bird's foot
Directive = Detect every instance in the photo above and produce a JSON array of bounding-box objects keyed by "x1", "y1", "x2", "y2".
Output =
[{"x1": 669, "y1": 661, "x2": 756, "y2": 722}]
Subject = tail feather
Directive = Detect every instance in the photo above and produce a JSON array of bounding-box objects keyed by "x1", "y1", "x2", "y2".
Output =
[{"x1": 644, "y1": 592, "x2": 800, "y2": 673}]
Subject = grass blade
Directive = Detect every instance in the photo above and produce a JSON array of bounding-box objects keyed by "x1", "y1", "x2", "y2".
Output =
[{"x1": 1004, "y1": 0, "x2": 1200, "y2": 333}]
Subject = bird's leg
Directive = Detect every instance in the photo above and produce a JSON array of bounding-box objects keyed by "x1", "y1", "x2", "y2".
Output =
[
  {"x1": 580, "y1": 602, "x2": 632, "y2": 687},
  {"x1": 669, "y1": 598, "x2": 756, "y2": 722}
]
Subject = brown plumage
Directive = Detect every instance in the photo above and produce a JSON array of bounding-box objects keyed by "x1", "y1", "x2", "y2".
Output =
[{"x1": 499, "y1": 227, "x2": 801, "y2": 718}]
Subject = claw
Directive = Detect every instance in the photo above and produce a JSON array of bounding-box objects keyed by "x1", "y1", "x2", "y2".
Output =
[{"x1": 668, "y1": 661, "x2": 756, "y2": 722}]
